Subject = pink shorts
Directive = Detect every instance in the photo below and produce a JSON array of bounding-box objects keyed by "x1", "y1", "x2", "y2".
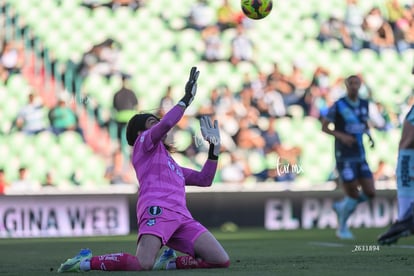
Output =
[{"x1": 137, "y1": 206, "x2": 207, "y2": 257}]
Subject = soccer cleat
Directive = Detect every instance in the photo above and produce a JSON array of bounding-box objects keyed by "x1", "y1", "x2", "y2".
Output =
[
  {"x1": 336, "y1": 227, "x2": 355, "y2": 240},
  {"x1": 153, "y1": 248, "x2": 177, "y2": 270},
  {"x1": 378, "y1": 215, "x2": 414, "y2": 245},
  {"x1": 57, "y1": 248, "x2": 92, "y2": 273}
]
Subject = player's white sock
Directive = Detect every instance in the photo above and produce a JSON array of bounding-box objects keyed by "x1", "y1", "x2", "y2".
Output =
[
  {"x1": 166, "y1": 260, "x2": 177, "y2": 270},
  {"x1": 80, "y1": 259, "x2": 91, "y2": 272}
]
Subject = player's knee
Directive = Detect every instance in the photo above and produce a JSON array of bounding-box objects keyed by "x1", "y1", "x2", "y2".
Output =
[
  {"x1": 137, "y1": 257, "x2": 156, "y2": 271},
  {"x1": 139, "y1": 261, "x2": 154, "y2": 271},
  {"x1": 213, "y1": 255, "x2": 230, "y2": 268},
  {"x1": 220, "y1": 259, "x2": 230, "y2": 268}
]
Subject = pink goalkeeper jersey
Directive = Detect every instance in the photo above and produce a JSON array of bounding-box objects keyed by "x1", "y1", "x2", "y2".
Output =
[{"x1": 132, "y1": 105, "x2": 218, "y2": 218}]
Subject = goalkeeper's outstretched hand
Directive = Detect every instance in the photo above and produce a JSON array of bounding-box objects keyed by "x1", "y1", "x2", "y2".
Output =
[
  {"x1": 200, "y1": 116, "x2": 220, "y2": 158},
  {"x1": 179, "y1": 66, "x2": 200, "y2": 107}
]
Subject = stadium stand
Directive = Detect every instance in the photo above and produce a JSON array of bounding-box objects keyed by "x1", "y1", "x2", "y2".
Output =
[{"x1": 0, "y1": 0, "x2": 413, "y2": 190}]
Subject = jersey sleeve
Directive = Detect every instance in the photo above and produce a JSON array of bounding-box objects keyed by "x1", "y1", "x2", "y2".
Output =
[
  {"x1": 181, "y1": 159, "x2": 218, "y2": 187},
  {"x1": 142, "y1": 105, "x2": 184, "y2": 151}
]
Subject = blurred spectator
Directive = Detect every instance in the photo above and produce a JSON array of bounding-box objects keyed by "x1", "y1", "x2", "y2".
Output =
[
  {"x1": 9, "y1": 167, "x2": 40, "y2": 192},
  {"x1": 110, "y1": 0, "x2": 144, "y2": 11},
  {"x1": 283, "y1": 62, "x2": 310, "y2": 106},
  {"x1": 158, "y1": 85, "x2": 175, "y2": 117},
  {"x1": 317, "y1": 15, "x2": 353, "y2": 49},
  {"x1": 370, "y1": 19, "x2": 396, "y2": 52},
  {"x1": 301, "y1": 83, "x2": 321, "y2": 117},
  {"x1": 76, "y1": 38, "x2": 121, "y2": 80},
  {"x1": 344, "y1": 0, "x2": 367, "y2": 51},
  {"x1": 233, "y1": 116, "x2": 265, "y2": 151},
  {"x1": 81, "y1": 0, "x2": 105, "y2": 9},
  {"x1": 104, "y1": 148, "x2": 134, "y2": 184},
  {"x1": 186, "y1": 0, "x2": 215, "y2": 31},
  {"x1": 287, "y1": 62, "x2": 311, "y2": 93},
  {"x1": 48, "y1": 98, "x2": 85, "y2": 141},
  {"x1": 236, "y1": 84, "x2": 258, "y2": 119},
  {"x1": 373, "y1": 159, "x2": 395, "y2": 181},
  {"x1": 216, "y1": 0, "x2": 240, "y2": 31},
  {"x1": 369, "y1": 101, "x2": 395, "y2": 131},
  {"x1": 220, "y1": 151, "x2": 251, "y2": 183},
  {"x1": 0, "y1": 40, "x2": 24, "y2": 76},
  {"x1": 250, "y1": 71, "x2": 267, "y2": 100},
  {"x1": 257, "y1": 83, "x2": 287, "y2": 118},
  {"x1": 266, "y1": 63, "x2": 297, "y2": 107},
  {"x1": 229, "y1": 25, "x2": 255, "y2": 66},
  {"x1": 198, "y1": 87, "x2": 221, "y2": 115},
  {"x1": 14, "y1": 93, "x2": 49, "y2": 135},
  {"x1": 214, "y1": 85, "x2": 240, "y2": 119},
  {"x1": 0, "y1": 168, "x2": 9, "y2": 195},
  {"x1": 394, "y1": 6, "x2": 414, "y2": 53},
  {"x1": 201, "y1": 25, "x2": 224, "y2": 62},
  {"x1": 385, "y1": 0, "x2": 405, "y2": 30},
  {"x1": 362, "y1": 7, "x2": 391, "y2": 52},
  {"x1": 262, "y1": 117, "x2": 302, "y2": 166},
  {"x1": 297, "y1": 67, "x2": 329, "y2": 118},
  {"x1": 112, "y1": 73, "x2": 138, "y2": 141},
  {"x1": 308, "y1": 66, "x2": 332, "y2": 117},
  {"x1": 41, "y1": 171, "x2": 57, "y2": 188}
]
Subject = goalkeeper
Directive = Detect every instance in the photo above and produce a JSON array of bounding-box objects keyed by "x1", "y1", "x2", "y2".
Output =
[{"x1": 57, "y1": 67, "x2": 230, "y2": 272}]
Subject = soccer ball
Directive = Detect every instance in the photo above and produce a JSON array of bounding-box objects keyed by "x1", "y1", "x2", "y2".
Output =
[{"x1": 241, "y1": 0, "x2": 273, "y2": 20}]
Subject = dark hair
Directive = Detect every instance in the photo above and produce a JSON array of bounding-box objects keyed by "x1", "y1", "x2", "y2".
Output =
[
  {"x1": 346, "y1": 75, "x2": 360, "y2": 83},
  {"x1": 126, "y1": 114, "x2": 177, "y2": 153},
  {"x1": 126, "y1": 113, "x2": 158, "y2": 146}
]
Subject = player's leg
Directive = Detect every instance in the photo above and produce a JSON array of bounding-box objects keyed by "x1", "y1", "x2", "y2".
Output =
[
  {"x1": 57, "y1": 235, "x2": 161, "y2": 272},
  {"x1": 396, "y1": 149, "x2": 414, "y2": 221},
  {"x1": 155, "y1": 219, "x2": 229, "y2": 270},
  {"x1": 87, "y1": 204, "x2": 169, "y2": 271},
  {"x1": 378, "y1": 149, "x2": 414, "y2": 245},
  {"x1": 357, "y1": 160, "x2": 375, "y2": 202},
  {"x1": 333, "y1": 162, "x2": 360, "y2": 239},
  {"x1": 173, "y1": 231, "x2": 230, "y2": 269},
  {"x1": 192, "y1": 230, "x2": 230, "y2": 266},
  {"x1": 335, "y1": 180, "x2": 359, "y2": 238},
  {"x1": 135, "y1": 234, "x2": 164, "y2": 270},
  {"x1": 377, "y1": 202, "x2": 414, "y2": 245}
]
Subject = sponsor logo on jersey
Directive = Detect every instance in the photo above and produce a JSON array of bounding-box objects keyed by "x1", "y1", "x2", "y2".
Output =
[
  {"x1": 146, "y1": 218, "x2": 156, "y2": 226},
  {"x1": 148, "y1": 206, "x2": 162, "y2": 216}
]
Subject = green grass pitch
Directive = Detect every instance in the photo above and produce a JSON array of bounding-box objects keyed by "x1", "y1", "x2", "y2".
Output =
[{"x1": 1, "y1": 227, "x2": 413, "y2": 275}]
